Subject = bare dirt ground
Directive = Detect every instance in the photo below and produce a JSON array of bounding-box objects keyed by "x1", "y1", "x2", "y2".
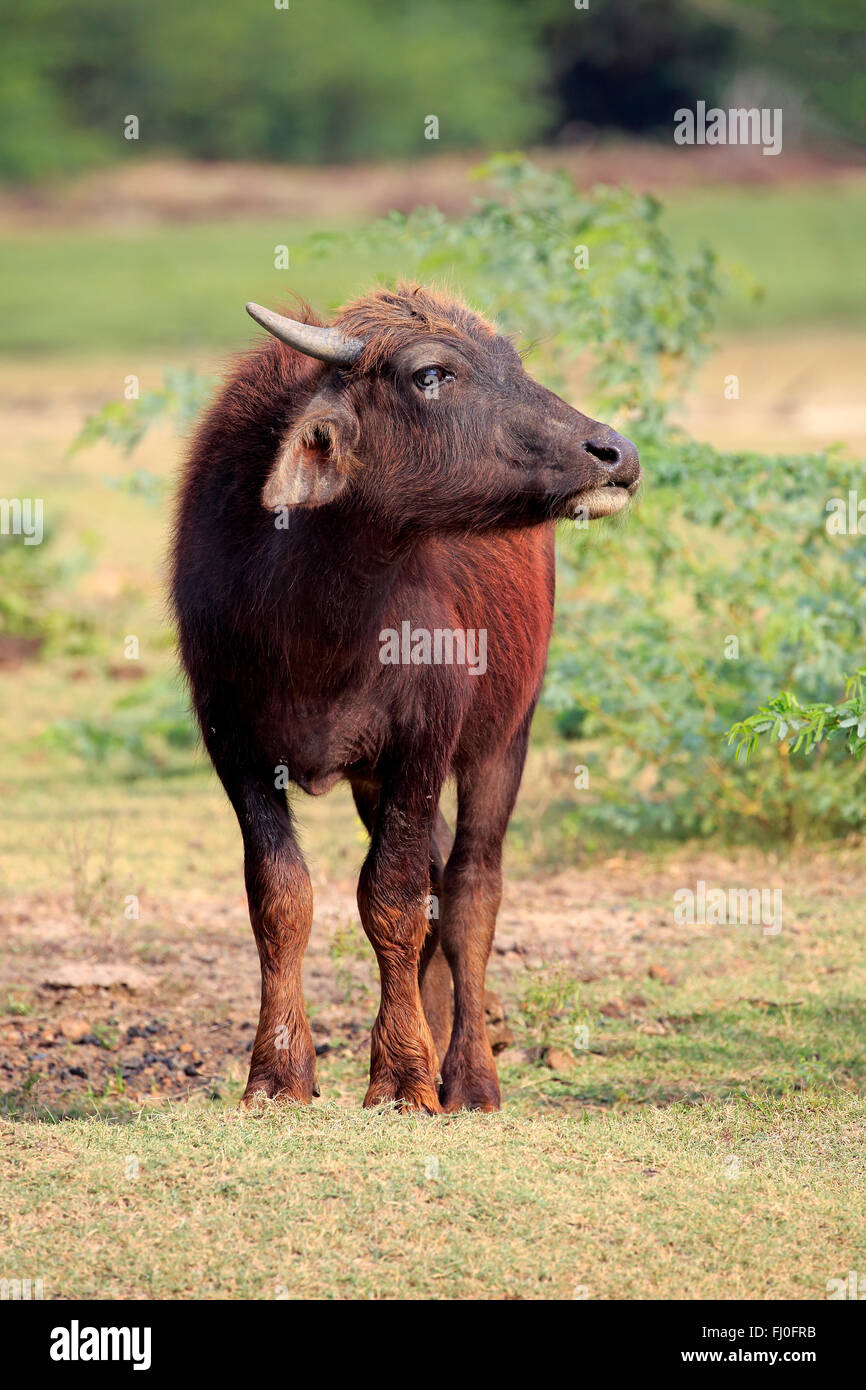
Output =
[
  {"x1": 2, "y1": 849, "x2": 860, "y2": 1112},
  {"x1": 679, "y1": 329, "x2": 866, "y2": 456},
  {"x1": 0, "y1": 869, "x2": 651, "y2": 1109},
  {"x1": 2, "y1": 142, "x2": 863, "y2": 230}
]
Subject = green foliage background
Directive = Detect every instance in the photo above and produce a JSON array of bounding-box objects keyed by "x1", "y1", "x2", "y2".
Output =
[{"x1": 1, "y1": 0, "x2": 863, "y2": 182}]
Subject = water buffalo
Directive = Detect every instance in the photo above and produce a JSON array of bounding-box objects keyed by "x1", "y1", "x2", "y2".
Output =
[{"x1": 171, "y1": 284, "x2": 640, "y2": 1113}]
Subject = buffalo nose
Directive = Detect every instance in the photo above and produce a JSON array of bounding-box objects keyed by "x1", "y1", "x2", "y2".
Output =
[{"x1": 584, "y1": 432, "x2": 641, "y2": 488}]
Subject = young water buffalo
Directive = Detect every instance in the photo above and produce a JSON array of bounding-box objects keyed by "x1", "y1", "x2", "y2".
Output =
[{"x1": 171, "y1": 284, "x2": 640, "y2": 1113}]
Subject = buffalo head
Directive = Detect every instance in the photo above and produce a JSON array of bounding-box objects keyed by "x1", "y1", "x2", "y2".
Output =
[{"x1": 247, "y1": 285, "x2": 641, "y2": 535}]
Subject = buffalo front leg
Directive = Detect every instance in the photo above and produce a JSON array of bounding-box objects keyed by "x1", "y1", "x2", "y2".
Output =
[
  {"x1": 352, "y1": 781, "x2": 453, "y2": 1072},
  {"x1": 230, "y1": 780, "x2": 317, "y2": 1106},
  {"x1": 440, "y1": 725, "x2": 531, "y2": 1113},
  {"x1": 357, "y1": 768, "x2": 444, "y2": 1113}
]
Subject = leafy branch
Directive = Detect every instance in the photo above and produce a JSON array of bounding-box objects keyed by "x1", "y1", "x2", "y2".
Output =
[
  {"x1": 727, "y1": 670, "x2": 866, "y2": 761},
  {"x1": 70, "y1": 367, "x2": 215, "y2": 467}
]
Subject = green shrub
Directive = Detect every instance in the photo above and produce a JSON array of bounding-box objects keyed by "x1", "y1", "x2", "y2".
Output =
[
  {"x1": 0, "y1": 528, "x2": 94, "y2": 653},
  {"x1": 546, "y1": 435, "x2": 864, "y2": 840},
  {"x1": 43, "y1": 675, "x2": 198, "y2": 778}
]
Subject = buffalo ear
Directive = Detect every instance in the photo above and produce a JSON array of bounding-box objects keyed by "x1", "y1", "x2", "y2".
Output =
[{"x1": 262, "y1": 393, "x2": 359, "y2": 509}]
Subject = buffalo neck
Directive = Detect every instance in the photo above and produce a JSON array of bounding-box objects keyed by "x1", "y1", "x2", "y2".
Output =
[{"x1": 273, "y1": 505, "x2": 413, "y2": 650}]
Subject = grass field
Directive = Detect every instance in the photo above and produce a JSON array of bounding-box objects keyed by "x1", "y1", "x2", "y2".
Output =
[
  {"x1": 2, "y1": 180, "x2": 866, "y2": 357},
  {"x1": 8, "y1": 1097, "x2": 864, "y2": 1299},
  {"x1": 3, "y1": 159, "x2": 865, "y2": 1301}
]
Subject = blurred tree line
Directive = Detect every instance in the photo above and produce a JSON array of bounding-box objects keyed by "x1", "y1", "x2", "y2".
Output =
[{"x1": 1, "y1": 0, "x2": 863, "y2": 182}]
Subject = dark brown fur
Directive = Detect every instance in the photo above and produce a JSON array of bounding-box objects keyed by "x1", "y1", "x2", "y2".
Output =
[{"x1": 171, "y1": 284, "x2": 639, "y2": 1112}]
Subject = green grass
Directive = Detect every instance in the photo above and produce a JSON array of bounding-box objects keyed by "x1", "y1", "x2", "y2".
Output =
[
  {"x1": 2, "y1": 182, "x2": 865, "y2": 356},
  {"x1": 0, "y1": 220, "x2": 378, "y2": 358},
  {"x1": 6, "y1": 1095, "x2": 864, "y2": 1299},
  {"x1": 663, "y1": 182, "x2": 866, "y2": 331}
]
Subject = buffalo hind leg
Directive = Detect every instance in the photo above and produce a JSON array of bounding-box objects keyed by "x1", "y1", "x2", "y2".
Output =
[
  {"x1": 356, "y1": 764, "x2": 444, "y2": 1113},
  {"x1": 439, "y1": 723, "x2": 531, "y2": 1113},
  {"x1": 226, "y1": 777, "x2": 317, "y2": 1106}
]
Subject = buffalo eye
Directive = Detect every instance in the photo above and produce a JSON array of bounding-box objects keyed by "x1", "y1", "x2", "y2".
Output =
[{"x1": 412, "y1": 365, "x2": 455, "y2": 394}]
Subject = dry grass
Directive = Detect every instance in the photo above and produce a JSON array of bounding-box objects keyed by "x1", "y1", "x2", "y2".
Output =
[{"x1": 5, "y1": 1095, "x2": 864, "y2": 1300}]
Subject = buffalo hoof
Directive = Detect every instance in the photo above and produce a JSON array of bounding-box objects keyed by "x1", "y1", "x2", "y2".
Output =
[
  {"x1": 363, "y1": 1078, "x2": 443, "y2": 1115},
  {"x1": 439, "y1": 1068, "x2": 501, "y2": 1114},
  {"x1": 240, "y1": 1071, "x2": 317, "y2": 1108}
]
